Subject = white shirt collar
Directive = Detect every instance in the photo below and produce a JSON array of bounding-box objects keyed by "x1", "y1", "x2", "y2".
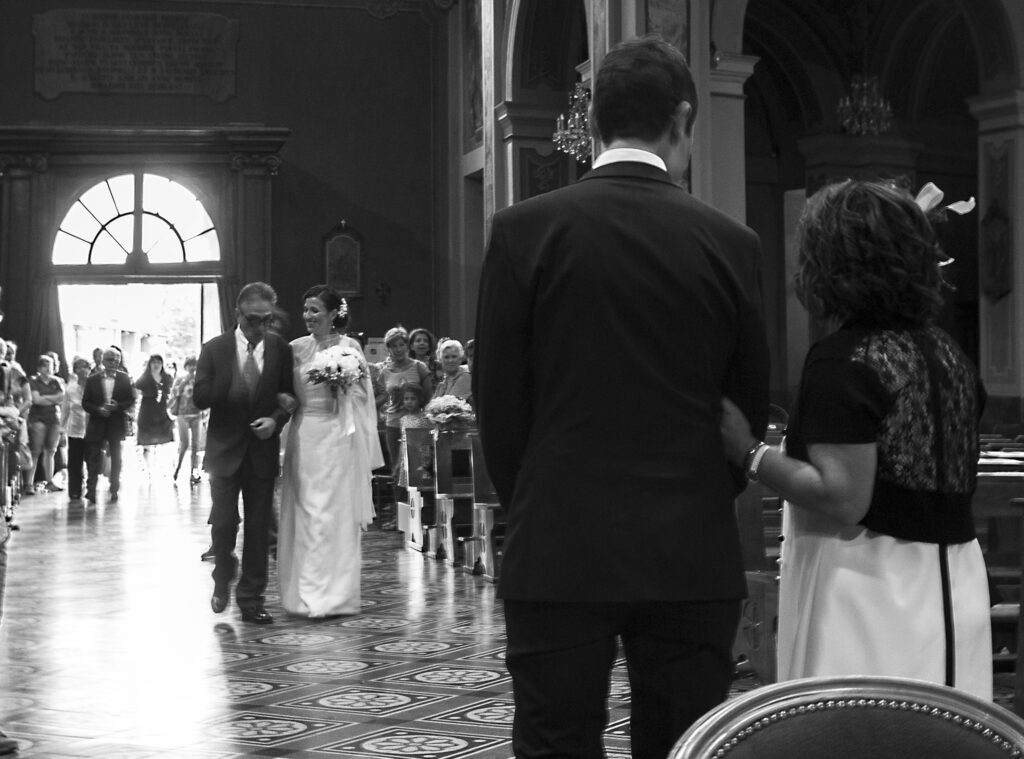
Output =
[{"x1": 591, "y1": 147, "x2": 667, "y2": 172}]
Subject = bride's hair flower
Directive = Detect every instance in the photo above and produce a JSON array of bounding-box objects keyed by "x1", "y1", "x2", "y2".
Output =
[{"x1": 307, "y1": 345, "x2": 366, "y2": 393}]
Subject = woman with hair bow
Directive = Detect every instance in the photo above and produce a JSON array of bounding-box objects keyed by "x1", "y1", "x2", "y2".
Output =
[{"x1": 720, "y1": 179, "x2": 991, "y2": 699}]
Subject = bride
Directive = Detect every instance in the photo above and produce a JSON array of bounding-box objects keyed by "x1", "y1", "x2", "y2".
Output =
[{"x1": 278, "y1": 284, "x2": 384, "y2": 617}]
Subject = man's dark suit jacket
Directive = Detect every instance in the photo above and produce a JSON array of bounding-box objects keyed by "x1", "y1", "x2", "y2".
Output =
[
  {"x1": 81, "y1": 370, "x2": 135, "y2": 443},
  {"x1": 193, "y1": 330, "x2": 294, "y2": 479},
  {"x1": 473, "y1": 161, "x2": 771, "y2": 603}
]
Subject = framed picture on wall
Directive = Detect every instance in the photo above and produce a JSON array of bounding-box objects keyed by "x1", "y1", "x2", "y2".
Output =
[{"x1": 323, "y1": 220, "x2": 362, "y2": 297}]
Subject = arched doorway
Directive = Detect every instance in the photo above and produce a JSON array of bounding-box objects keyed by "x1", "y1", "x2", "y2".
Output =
[
  {"x1": 0, "y1": 125, "x2": 288, "y2": 364},
  {"x1": 52, "y1": 172, "x2": 224, "y2": 371}
]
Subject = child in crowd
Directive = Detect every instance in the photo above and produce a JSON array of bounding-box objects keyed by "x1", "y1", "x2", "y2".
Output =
[{"x1": 396, "y1": 382, "x2": 433, "y2": 489}]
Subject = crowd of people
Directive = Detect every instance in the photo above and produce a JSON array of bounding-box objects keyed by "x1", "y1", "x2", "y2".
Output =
[{"x1": 0, "y1": 32, "x2": 999, "y2": 759}]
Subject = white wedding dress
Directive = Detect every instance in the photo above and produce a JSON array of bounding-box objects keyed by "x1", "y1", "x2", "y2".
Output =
[{"x1": 278, "y1": 335, "x2": 384, "y2": 617}]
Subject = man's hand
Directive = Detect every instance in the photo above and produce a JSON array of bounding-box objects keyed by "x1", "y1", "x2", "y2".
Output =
[{"x1": 249, "y1": 416, "x2": 277, "y2": 440}]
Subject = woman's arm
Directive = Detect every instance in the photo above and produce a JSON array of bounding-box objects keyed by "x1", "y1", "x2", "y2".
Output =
[
  {"x1": 417, "y1": 361, "x2": 434, "y2": 399},
  {"x1": 721, "y1": 397, "x2": 876, "y2": 526}
]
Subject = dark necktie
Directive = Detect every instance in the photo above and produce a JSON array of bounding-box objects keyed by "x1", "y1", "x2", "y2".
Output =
[{"x1": 243, "y1": 343, "x2": 260, "y2": 402}]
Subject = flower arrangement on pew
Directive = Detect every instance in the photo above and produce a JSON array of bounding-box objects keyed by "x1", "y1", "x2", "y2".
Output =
[
  {"x1": 306, "y1": 345, "x2": 366, "y2": 394},
  {"x1": 424, "y1": 395, "x2": 476, "y2": 431}
]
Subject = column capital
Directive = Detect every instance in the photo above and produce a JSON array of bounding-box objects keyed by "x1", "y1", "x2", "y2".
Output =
[
  {"x1": 709, "y1": 52, "x2": 759, "y2": 98},
  {"x1": 968, "y1": 90, "x2": 1024, "y2": 133},
  {"x1": 0, "y1": 153, "x2": 47, "y2": 176}
]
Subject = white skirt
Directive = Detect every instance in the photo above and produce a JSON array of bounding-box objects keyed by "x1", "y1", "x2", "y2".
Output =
[{"x1": 777, "y1": 501, "x2": 992, "y2": 701}]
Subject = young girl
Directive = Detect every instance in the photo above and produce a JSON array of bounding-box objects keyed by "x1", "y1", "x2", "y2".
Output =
[{"x1": 396, "y1": 382, "x2": 433, "y2": 489}]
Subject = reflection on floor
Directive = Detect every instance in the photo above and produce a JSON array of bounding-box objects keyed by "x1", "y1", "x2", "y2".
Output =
[{"x1": 0, "y1": 452, "x2": 1008, "y2": 757}]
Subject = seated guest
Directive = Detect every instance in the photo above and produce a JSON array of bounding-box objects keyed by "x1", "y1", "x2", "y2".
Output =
[
  {"x1": 433, "y1": 338, "x2": 471, "y2": 399},
  {"x1": 720, "y1": 179, "x2": 991, "y2": 699},
  {"x1": 26, "y1": 354, "x2": 66, "y2": 494}
]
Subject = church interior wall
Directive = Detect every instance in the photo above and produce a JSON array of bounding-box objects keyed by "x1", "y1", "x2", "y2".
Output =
[{"x1": 0, "y1": 0, "x2": 449, "y2": 341}]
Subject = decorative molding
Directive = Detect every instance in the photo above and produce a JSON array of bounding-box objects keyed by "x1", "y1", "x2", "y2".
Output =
[
  {"x1": 228, "y1": 152, "x2": 283, "y2": 175},
  {"x1": 0, "y1": 153, "x2": 48, "y2": 175}
]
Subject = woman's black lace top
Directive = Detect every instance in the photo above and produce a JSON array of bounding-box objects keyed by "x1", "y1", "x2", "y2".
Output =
[{"x1": 786, "y1": 324, "x2": 985, "y2": 543}]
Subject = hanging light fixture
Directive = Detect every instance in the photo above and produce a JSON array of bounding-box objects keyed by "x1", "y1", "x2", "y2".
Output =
[
  {"x1": 552, "y1": 83, "x2": 592, "y2": 162},
  {"x1": 836, "y1": 75, "x2": 894, "y2": 136}
]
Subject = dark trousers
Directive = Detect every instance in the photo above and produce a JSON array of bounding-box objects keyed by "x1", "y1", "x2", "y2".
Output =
[
  {"x1": 85, "y1": 438, "x2": 122, "y2": 497},
  {"x1": 503, "y1": 599, "x2": 741, "y2": 759},
  {"x1": 66, "y1": 437, "x2": 87, "y2": 499},
  {"x1": 208, "y1": 456, "x2": 274, "y2": 609}
]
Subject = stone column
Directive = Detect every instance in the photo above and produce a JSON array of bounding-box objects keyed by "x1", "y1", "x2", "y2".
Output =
[
  {"x1": 708, "y1": 52, "x2": 759, "y2": 223},
  {"x1": 968, "y1": 90, "x2": 1024, "y2": 422}
]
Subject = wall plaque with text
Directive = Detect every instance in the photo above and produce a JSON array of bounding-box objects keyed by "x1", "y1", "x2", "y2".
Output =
[{"x1": 33, "y1": 9, "x2": 238, "y2": 101}]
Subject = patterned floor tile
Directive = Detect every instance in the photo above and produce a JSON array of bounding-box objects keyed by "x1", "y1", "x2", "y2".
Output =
[
  {"x1": 280, "y1": 686, "x2": 452, "y2": 716},
  {"x1": 202, "y1": 711, "x2": 352, "y2": 747},
  {"x1": 251, "y1": 656, "x2": 398, "y2": 679},
  {"x1": 0, "y1": 470, "x2": 768, "y2": 758},
  {"x1": 421, "y1": 699, "x2": 514, "y2": 728},
  {"x1": 376, "y1": 664, "x2": 511, "y2": 692},
  {"x1": 316, "y1": 726, "x2": 508, "y2": 759},
  {"x1": 347, "y1": 637, "x2": 479, "y2": 659}
]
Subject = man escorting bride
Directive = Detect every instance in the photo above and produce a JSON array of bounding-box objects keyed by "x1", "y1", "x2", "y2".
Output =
[{"x1": 278, "y1": 285, "x2": 384, "y2": 617}]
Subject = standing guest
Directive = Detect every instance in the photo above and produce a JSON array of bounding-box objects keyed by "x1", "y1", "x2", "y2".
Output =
[
  {"x1": 433, "y1": 338, "x2": 472, "y2": 399},
  {"x1": 5, "y1": 341, "x2": 25, "y2": 383},
  {"x1": 81, "y1": 349, "x2": 134, "y2": 503},
  {"x1": 25, "y1": 355, "x2": 66, "y2": 494},
  {"x1": 46, "y1": 351, "x2": 69, "y2": 487},
  {"x1": 62, "y1": 357, "x2": 92, "y2": 504},
  {"x1": 278, "y1": 285, "x2": 382, "y2": 617},
  {"x1": 379, "y1": 326, "x2": 433, "y2": 478},
  {"x1": 90, "y1": 347, "x2": 104, "y2": 375},
  {"x1": 720, "y1": 179, "x2": 991, "y2": 700},
  {"x1": 133, "y1": 354, "x2": 174, "y2": 475},
  {"x1": 170, "y1": 356, "x2": 205, "y2": 485},
  {"x1": 473, "y1": 35, "x2": 770, "y2": 759},
  {"x1": 464, "y1": 338, "x2": 475, "y2": 372},
  {"x1": 409, "y1": 328, "x2": 443, "y2": 384},
  {"x1": 194, "y1": 282, "x2": 294, "y2": 624}
]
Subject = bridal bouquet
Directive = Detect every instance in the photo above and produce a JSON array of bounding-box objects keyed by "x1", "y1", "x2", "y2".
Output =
[
  {"x1": 306, "y1": 345, "x2": 366, "y2": 394},
  {"x1": 424, "y1": 394, "x2": 476, "y2": 428}
]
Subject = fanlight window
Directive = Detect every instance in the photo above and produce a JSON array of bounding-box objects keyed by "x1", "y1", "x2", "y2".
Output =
[{"x1": 53, "y1": 173, "x2": 220, "y2": 266}]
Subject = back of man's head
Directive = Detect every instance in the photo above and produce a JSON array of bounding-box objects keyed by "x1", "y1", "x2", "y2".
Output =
[{"x1": 592, "y1": 35, "x2": 698, "y2": 145}]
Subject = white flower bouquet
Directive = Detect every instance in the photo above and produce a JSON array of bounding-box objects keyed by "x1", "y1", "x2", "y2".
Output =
[
  {"x1": 306, "y1": 345, "x2": 366, "y2": 393},
  {"x1": 424, "y1": 394, "x2": 476, "y2": 428}
]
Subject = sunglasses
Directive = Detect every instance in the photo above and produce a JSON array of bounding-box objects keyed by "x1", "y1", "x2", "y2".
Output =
[{"x1": 242, "y1": 314, "x2": 275, "y2": 327}]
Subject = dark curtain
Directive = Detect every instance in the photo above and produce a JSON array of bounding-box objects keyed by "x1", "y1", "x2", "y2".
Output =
[
  {"x1": 27, "y1": 281, "x2": 66, "y2": 372},
  {"x1": 218, "y1": 276, "x2": 239, "y2": 338}
]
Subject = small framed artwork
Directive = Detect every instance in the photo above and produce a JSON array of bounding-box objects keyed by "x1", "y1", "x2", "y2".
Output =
[{"x1": 323, "y1": 220, "x2": 363, "y2": 297}]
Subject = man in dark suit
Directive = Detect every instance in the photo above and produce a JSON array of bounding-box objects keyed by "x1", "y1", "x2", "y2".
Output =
[
  {"x1": 194, "y1": 281, "x2": 294, "y2": 625},
  {"x1": 472, "y1": 36, "x2": 771, "y2": 759},
  {"x1": 81, "y1": 348, "x2": 135, "y2": 504}
]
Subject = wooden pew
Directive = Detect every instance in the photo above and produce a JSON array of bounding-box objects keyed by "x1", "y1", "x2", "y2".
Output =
[
  {"x1": 432, "y1": 427, "x2": 476, "y2": 565},
  {"x1": 732, "y1": 415, "x2": 787, "y2": 684},
  {"x1": 397, "y1": 427, "x2": 437, "y2": 552},
  {"x1": 458, "y1": 435, "x2": 503, "y2": 582}
]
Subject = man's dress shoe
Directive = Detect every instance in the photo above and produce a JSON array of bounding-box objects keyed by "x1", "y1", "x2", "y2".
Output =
[
  {"x1": 240, "y1": 607, "x2": 274, "y2": 624},
  {"x1": 210, "y1": 594, "x2": 228, "y2": 614}
]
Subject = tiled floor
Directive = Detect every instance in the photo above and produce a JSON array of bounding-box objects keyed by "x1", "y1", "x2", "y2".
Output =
[
  {"x1": 0, "y1": 451, "x2": 652, "y2": 758},
  {"x1": 0, "y1": 449, "x2": 1011, "y2": 757}
]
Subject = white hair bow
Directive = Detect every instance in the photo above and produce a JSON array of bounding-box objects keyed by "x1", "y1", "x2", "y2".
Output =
[
  {"x1": 913, "y1": 182, "x2": 974, "y2": 267},
  {"x1": 914, "y1": 182, "x2": 976, "y2": 215}
]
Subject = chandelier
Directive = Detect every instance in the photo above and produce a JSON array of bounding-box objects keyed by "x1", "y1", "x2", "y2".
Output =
[
  {"x1": 552, "y1": 83, "x2": 592, "y2": 162},
  {"x1": 837, "y1": 75, "x2": 893, "y2": 135}
]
